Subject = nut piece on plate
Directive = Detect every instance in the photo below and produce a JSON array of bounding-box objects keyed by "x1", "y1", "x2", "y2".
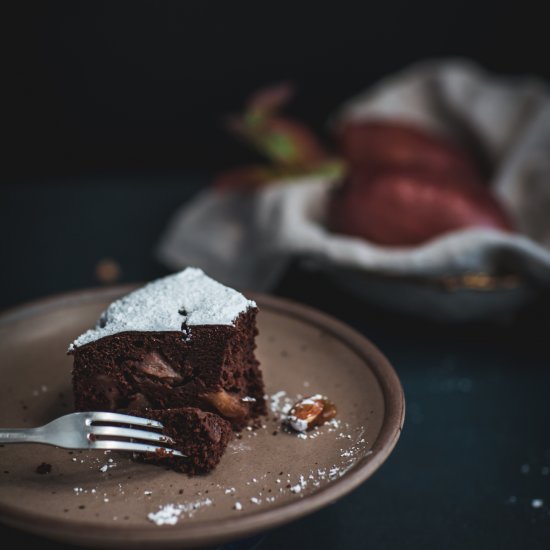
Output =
[
  {"x1": 203, "y1": 390, "x2": 249, "y2": 419},
  {"x1": 286, "y1": 395, "x2": 337, "y2": 432}
]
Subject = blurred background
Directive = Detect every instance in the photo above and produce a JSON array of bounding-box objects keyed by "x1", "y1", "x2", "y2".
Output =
[
  {"x1": 3, "y1": 0, "x2": 550, "y2": 306},
  {"x1": 2, "y1": 2, "x2": 550, "y2": 549}
]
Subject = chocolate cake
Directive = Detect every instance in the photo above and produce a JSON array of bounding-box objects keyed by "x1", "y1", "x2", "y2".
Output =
[
  {"x1": 70, "y1": 268, "x2": 266, "y2": 473},
  {"x1": 140, "y1": 407, "x2": 233, "y2": 474}
]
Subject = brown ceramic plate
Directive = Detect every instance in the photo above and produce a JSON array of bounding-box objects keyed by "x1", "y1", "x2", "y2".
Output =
[{"x1": 0, "y1": 287, "x2": 404, "y2": 549}]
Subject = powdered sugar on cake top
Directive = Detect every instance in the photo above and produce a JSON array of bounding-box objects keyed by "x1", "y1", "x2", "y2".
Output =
[{"x1": 69, "y1": 268, "x2": 256, "y2": 349}]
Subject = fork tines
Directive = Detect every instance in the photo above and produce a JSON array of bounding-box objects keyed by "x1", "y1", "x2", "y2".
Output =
[{"x1": 86, "y1": 412, "x2": 186, "y2": 458}]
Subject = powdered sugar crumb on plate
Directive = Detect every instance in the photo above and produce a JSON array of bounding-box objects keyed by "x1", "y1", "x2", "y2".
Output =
[{"x1": 148, "y1": 498, "x2": 213, "y2": 526}]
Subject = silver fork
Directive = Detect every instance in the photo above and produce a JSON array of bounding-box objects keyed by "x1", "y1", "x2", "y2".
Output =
[{"x1": 0, "y1": 411, "x2": 186, "y2": 457}]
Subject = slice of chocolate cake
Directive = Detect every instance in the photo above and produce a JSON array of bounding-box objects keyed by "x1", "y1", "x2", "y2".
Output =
[
  {"x1": 70, "y1": 268, "x2": 266, "y2": 430},
  {"x1": 140, "y1": 408, "x2": 233, "y2": 475}
]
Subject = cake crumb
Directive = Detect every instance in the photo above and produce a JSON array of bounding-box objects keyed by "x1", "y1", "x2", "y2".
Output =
[
  {"x1": 36, "y1": 462, "x2": 52, "y2": 474},
  {"x1": 95, "y1": 258, "x2": 122, "y2": 284}
]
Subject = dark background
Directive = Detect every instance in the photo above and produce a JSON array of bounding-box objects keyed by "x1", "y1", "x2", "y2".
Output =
[
  {"x1": 5, "y1": 0, "x2": 550, "y2": 182},
  {"x1": 3, "y1": 0, "x2": 550, "y2": 307},
  {"x1": 2, "y1": 3, "x2": 550, "y2": 549}
]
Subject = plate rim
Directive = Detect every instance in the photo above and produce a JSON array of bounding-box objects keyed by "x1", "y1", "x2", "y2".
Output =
[{"x1": 0, "y1": 286, "x2": 405, "y2": 548}]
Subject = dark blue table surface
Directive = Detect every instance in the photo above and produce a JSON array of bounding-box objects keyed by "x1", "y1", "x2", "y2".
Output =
[{"x1": 1, "y1": 178, "x2": 549, "y2": 549}]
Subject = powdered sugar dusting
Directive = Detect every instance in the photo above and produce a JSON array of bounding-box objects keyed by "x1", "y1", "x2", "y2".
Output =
[
  {"x1": 147, "y1": 498, "x2": 213, "y2": 526},
  {"x1": 69, "y1": 268, "x2": 256, "y2": 349}
]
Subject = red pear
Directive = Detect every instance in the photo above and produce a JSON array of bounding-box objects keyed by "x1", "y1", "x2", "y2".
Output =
[
  {"x1": 337, "y1": 120, "x2": 481, "y2": 180},
  {"x1": 327, "y1": 168, "x2": 514, "y2": 247}
]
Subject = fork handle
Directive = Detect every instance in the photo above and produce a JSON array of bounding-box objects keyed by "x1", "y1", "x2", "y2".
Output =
[{"x1": 0, "y1": 427, "x2": 45, "y2": 444}]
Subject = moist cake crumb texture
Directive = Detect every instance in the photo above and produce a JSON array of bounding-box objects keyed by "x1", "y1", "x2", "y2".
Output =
[{"x1": 140, "y1": 408, "x2": 233, "y2": 475}]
